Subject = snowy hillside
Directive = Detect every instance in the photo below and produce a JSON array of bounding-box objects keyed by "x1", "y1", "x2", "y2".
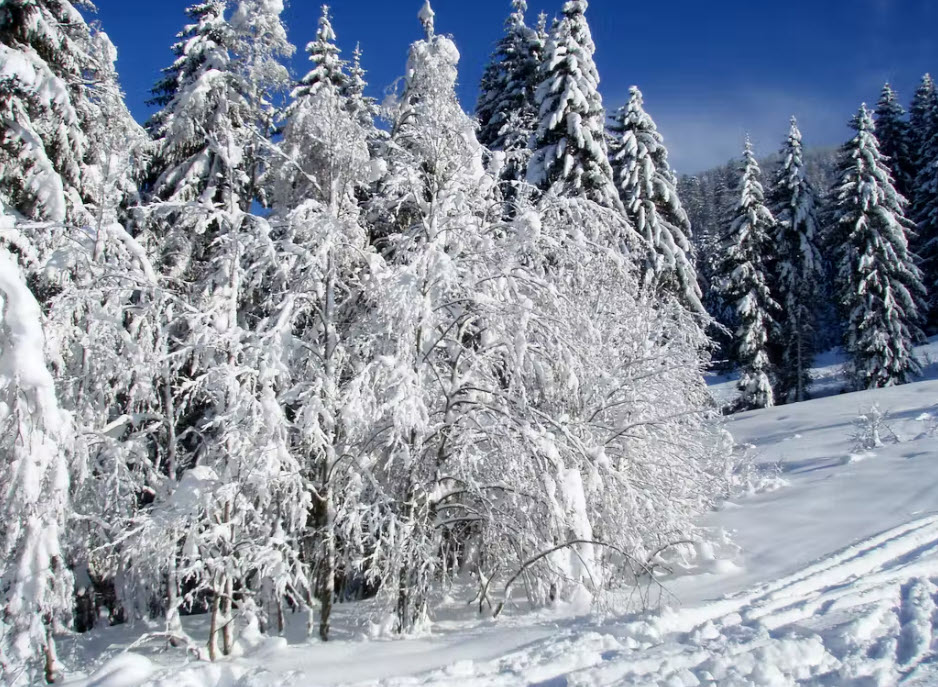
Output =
[{"x1": 58, "y1": 339, "x2": 938, "y2": 686}]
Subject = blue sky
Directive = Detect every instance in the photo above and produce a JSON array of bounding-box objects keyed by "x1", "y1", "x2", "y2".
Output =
[{"x1": 91, "y1": 0, "x2": 938, "y2": 174}]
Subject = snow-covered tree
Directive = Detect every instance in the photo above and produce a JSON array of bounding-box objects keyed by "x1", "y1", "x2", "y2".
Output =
[
  {"x1": 908, "y1": 76, "x2": 938, "y2": 327},
  {"x1": 767, "y1": 118, "x2": 823, "y2": 403},
  {"x1": 360, "y1": 3, "x2": 505, "y2": 632},
  {"x1": 830, "y1": 105, "x2": 925, "y2": 389},
  {"x1": 476, "y1": 0, "x2": 542, "y2": 193},
  {"x1": 874, "y1": 83, "x2": 915, "y2": 202},
  {"x1": 608, "y1": 86, "x2": 704, "y2": 314},
  {"x1": 526, "y1": 0, "x2": 618, "y2": 208},
  {"x1": 909, "y1": 74, "x2": 938, "y2": 170},
  {"x1": 0, "y1": 0, "x2": 103, "y2": 224},
  {"x1": 718, "y1": 139, "x2": 778, "y2": 410},
  {"x1": 267, "y1": 21, "x2": 379, "y2": 640},
  {"x1": 137, "y1": 0, "x2": 314, "y2": 658},
  {"x1": 293, "y1": 5, "x2": 346, "y2": 103},
  {"x1": 341, "y1": 43, "x2": 380, "y2": 137},
  {"x1": 0, "y1": 217, "x2": 73, "y2": 685}
]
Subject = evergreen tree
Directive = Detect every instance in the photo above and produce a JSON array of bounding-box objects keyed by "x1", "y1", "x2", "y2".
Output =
[
  {"x1": 718, "y1": 139, "x2": 778, "y2": 410},
  {"x1": 476, "y1": 0, "x2": 541, "y2": 191},
  {"x1": 0, "y1": 224, "x2": 73, "y2": 685},
  {"x1": 526, "y1": 0, "x2": 618, "y2": 208},
  {"x1": 608, "y1": 86, "x2": 704, "y2": 315},
  {"x1": 293, "y1": 5, "x2": 346, "y2": 102},
  {"x1": 341, "y1": 43, "x2": 380, "y2": 134},
  {"x1": 830, "y1": 105, "x2": 925, "y2": 389},
  {"x1": 874, "y1": 83, "x2": 915, "y2": 202},
  {"x1": 909, "y1": 76, "x2": 938, "y2": 327},
  {"x1": 768, "y1": 118, "x2": 823, "y2": 403},
  {"x1": 0, "y1": 0, "x2": 113, "y2": 225},
  {"x1": 909, "y1": 74, "x2": 938, "y2": 168}
]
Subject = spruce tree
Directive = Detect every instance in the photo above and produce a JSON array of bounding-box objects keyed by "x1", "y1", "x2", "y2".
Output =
[
  {"x1": 909, "y1": 77, "x2": 938, "y2": 327},
  {"x1": 342, "y1": 43, "x2": 380, "y2": 134},
  {"x1": 476, "y1": 0, "x2": 541, "y2": 190},
  {"x1": 293, "y1": 5, "x2": 347, "y2": 102},
  {"x1": 768, "y1": 118, "x2": 823, "y2": 403},
  {"x1": 909, "y1": 74, "x2": 938, "y2": 168},
  {"x1": 0, "y1": 0, "x2": 107, "y2": 224},
  {"x1": 526, "y1": 0, "x2": 618, "y2": 208},
  {"x1": 874, "y1": 83, "x2": 915, "y2": 202},
  {"x1": 718, "y1": 139, "x2": 778, "y2": 410},
  {"x1": 830, "y1": 105, "x2": 925, "y2": 389},
  {"x1": 608, "y1": 86, "x2": 704, "y2": 315}
]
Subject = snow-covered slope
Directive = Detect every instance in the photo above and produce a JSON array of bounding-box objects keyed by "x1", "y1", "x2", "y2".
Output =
[{"x1": 63, "y1": 340, "x2": 938, "y2": 686}]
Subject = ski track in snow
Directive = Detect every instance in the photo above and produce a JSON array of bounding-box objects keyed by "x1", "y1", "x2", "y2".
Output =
[{"x1": 342, "y1": 516, "x2": 938, "y2": 686}]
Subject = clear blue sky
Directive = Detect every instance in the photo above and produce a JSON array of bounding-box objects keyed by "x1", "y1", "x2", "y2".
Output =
[{"x1": 90, "y1": 0, "x2": 938, "y2": 174}]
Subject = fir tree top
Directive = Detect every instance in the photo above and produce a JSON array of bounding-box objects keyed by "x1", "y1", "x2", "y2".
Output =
[
  {"x1": 910, "y1": 74, "x2": 938, "y2": 140},
  {"x1": 526, "y1": 0, "x2": 618, "y2": 207},
  {"x1": 608, "y1": 86, "x2": 703, "y2": 314},
  {"x1": 294, "y1": 5, "x2": 346, "y2": 101},
  {"x1": 874, "y1": 83, "x2": 914, "y2": 200},
  {"x1": 476, "y1": 0, "x2": 540, "y2": 154},
  {"x1": 735, "y1": 137, "x2": 772, "y2": 226}
]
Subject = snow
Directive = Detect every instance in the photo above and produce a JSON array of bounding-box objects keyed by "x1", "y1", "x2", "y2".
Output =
[{"x1": 55, "y1": 338, "x2": 938, "y2": 686}]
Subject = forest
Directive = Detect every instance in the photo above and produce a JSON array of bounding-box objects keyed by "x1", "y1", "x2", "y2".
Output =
[{"x1": 1, "y1": 0, "x2": 936, "y2": 684}]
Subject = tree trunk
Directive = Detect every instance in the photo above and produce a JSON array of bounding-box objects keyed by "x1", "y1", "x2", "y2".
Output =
[
  {"x1": 208, "y1": 590, "x2": 220, "y2": 662},
  {"x1": 222, "y1": 575, "x2": 233, "y2": 655},
  {"x1": 43, "y1": 618, "x2": 56, "y2": 684}
]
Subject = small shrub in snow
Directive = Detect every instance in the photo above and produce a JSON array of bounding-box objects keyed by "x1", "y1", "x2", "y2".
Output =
[{"x1": 851, "y1": 404, "x2": 897, "y2": 451}]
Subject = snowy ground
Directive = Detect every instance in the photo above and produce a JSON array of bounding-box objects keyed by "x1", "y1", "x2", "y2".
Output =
[{"x1": 64, "y1": 340, "x2": 938, "y2": 686}]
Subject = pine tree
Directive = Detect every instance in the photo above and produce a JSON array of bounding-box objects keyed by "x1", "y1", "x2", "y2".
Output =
[
  {"x1": 874, "y1": 83, "x2": 915, "y2": 202},
  {"x1": 341, "y1": 43, "x2": 380, "y2": 134},
  {"x1": 768, "y1": 118, "x2": 823, "y2": 403},
  {"x1": 526, "y1": 0, "x2": 618, "y2": 208},
  {"x1": 476, "y1": 0, "x2": 541, "y2": 191},
  {"x1": 0, "y1": 223, "x2": 74, "y2": 685},
  {"x1": 830, "y1": 105, "x2": 925, "y2": 389},
  {"x1": 0, "y1": 0, "x2": 111, "y2": 225},
  {"x1": 909, "y1": 76, "x2": 938, "y2": 327},
  {"x1": 909, "y1": 74, "x2": 938, "y2": 168},
  {"x1": 293, "y1": 5, "x2": 347, "y2": 102},
  {"x1": 718, "y1": 139, "x2": 778, "y2": 410},
  {"x1": 608, "y1": 86, "x2": 704, "y2": 315}
]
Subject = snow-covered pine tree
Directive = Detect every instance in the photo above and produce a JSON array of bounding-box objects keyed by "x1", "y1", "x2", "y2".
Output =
[
  {"x1": 476, "y1": 0, "x2": 541, "y2": 193},
  {"x1": 0, "y1": 1, "x2": 90, "y2": 222},
  {"x1": 292, "y1": 5, "x2": 347, "y2": 103},
  {"x1": 909, "y1": 74, "x2": 938, "y2": 172},
  {"x1": 767, "y1": 118, "x2": 824, "y2": 403},
  {"x1": 0, "y1": 0, "x2": 104, "y2": 225},
  {"x1": 341, "y1": 43, "x2": 380, "y2": 136},
  {"x1": 830, "y1": 105, "x2": 926, "y2": 389},
  {"x1": 908, "y1": 77, "x2": 938, "y2": 328},
  {"x1": 718, "y1": 138, "x2": 778, "y2": 410},
  {"x1": 874, "y1": 83, "x2": 915, "y2": 202},
  {"x1": 608, "y1": 86, "x2": 704, "y2": 315},
  {"x1": 0, "y1": 217, "x2": 73, "y2": 685},
  {"x1": 526, "y1": 0, "x2": 619, "y2": 209}
]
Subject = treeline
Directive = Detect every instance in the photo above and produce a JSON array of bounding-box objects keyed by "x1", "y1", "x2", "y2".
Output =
[
  {"x1": 0, "y1": 1, "x2": 727, "y2": 684},
  {"x1": 680, "y1": 79, "x2": 938, "y2": 409}
]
